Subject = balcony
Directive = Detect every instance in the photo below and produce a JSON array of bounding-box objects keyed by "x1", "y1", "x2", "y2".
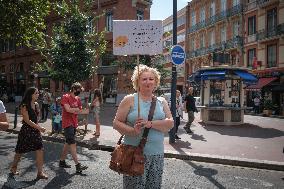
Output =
[
  {"x1": 257, "y1": 0, "x2": 279, "y2": 8},
  {"x1": 188, "y1": 4, "x2": 243, "y2": 34},
  {"x1": 187, "y1": 37, "x2": 243, "y2": 59},
  {"x1": 244, "y1": 1, "x2": 257, "y2": 12},
  {"x1": 246, "y1": 34, "x2": 257, "y2": 43},
  {"x1": 257, "y1": 23, "x2": 284, "y2": 41}
]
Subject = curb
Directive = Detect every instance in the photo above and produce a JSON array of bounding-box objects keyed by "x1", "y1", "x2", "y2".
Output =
[{"x1": 6, "y1": 129, "x2": 284, "y2": 172}]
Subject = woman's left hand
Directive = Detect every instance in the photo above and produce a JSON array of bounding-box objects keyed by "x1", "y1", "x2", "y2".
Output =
[{"x1": 143, "y1": 120, "x2": 152, "y2": 129}]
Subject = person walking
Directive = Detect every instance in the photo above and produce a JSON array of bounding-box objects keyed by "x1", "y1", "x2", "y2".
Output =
[
  {"x1": 0, "y1": 100, "x2": 9, "y2": 131},
  {"x1": 50, "y1": 97, "x2": 62, "y2": 135},
  {"x1": 184, "y1": 87, "x2": 198, "y2": 134},
  {"x1": 41, "y1": 88, "x2": 51, "y2": 121},
  {"x1": 58, "y1": 82, "x2": 89, "y2": 173},
  {"x1": 253, "y1": 96, "x2": 260, "y2": 114},
  {"x1": 89, "y1": 89, "x2": 102, "y2": 137},
  {"x1": 175, "y1": 90, "x2": 183, "y2": 139},
  {"x1": 10, "y1": 87, "x2": 48, "y2": 179},
  {"x1": 113, "y1": 64, "x2": 174, "y2": 189}
]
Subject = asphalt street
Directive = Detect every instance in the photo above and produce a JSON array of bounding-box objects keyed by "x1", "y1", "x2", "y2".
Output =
[{"x1": 0, "y1": 132, "x2": 283, "y2": 189}]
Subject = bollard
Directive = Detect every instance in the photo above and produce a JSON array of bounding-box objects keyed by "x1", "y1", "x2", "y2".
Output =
[{"x1": 14, "y1": 106, "x2": 18, "y2": 129}]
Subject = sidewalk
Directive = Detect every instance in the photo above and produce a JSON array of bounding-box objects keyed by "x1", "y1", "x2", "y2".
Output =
[{"x1": 4, "y1": 102, "x2": 284, "y2": 171}]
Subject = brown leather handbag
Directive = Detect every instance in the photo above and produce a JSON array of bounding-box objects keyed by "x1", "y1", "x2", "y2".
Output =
[{"x1": 109, "y1": 96, "x2": 157, "y2": 176}]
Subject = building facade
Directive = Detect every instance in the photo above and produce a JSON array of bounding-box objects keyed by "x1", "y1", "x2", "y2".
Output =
[
  {"x1": 162, "y1": 7, "x2": 186, "y2": 94},
  {"x1": 243, "y1": 0, "x2": 284, "y2": 115},
  {"x1": 0, "y1": 0, "x2": 152, "y2": 103},
  {"x1": 185, "y1": 0, "x2": 284, "y2": 114}
]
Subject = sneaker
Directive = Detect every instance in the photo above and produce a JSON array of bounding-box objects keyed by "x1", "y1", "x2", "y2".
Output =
[
  {"x1": 175, "y1": 135, "x2": 181, "y2": 139},
  {"x1": 59, "y1": 160, "x2": 71, "y2": 168},
  {"x1": 186, "y1": 129, "x2": 193, "y2": 134},
  {"x1": 76, "y1": 163, "x2": 88, "y2": 173}
]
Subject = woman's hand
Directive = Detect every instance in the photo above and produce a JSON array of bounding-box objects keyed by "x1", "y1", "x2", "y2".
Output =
[
  {"x1": 143, "y1": 120, "x2": 153, "y2": 129},
  {"x1": 133, "y1": 118, "x2": 144, "y2": 135},
  {"x1": 39, "y1": 126, "x2": 46, "y2": 133}
]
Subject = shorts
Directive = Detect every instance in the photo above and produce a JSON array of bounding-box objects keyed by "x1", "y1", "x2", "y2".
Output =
[{"x1": 64, "y1": 126, "x2": 76, "y2": 144}]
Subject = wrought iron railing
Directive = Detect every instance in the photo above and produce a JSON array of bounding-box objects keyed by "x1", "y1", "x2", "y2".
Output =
[
  {"x1": 187, "y1": 37, "x2": 243, "y2": 58},
  {"x1": 257, "y1": 23, "x2": 284, "y2": 41},
  {"x1": 188, "y1": 4, "x2": 243, "y2": 34}
]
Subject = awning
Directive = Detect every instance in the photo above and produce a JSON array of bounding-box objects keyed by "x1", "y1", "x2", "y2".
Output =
[
  {"x1": 246, "y1": 77, "x2": 277, "y2": 90},
  {"x1": 234, "y1": 70, "x2": 258, "y2": 83},
  {"x1": 201, "y1": 70, "x2": 226, "y2": 80}
]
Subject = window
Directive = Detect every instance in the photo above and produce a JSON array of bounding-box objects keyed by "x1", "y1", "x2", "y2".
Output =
[
  {"x1": 101, "y1": 52, "x2": 116, "y2": 66},
  {"x1": 208, "y1": 30, "x2": 215, "y2": 46},
  {"x1": 163, "y1": 23, "x2": 172, "y2": 33},
  {"x1": 191, "y1": 11, "x2": 196, "y2": 26},
  {"x1": 248, "y1": 16, "x2": 256, "y2": 35},
  {"x1": 137, "y1": 10, "x2": 144, "y2": 20},
  {"x1": 267, "y1": 44, "x2": 277, "y2": 67},
  {"x1": 247, "y1": 48, "x2": 256, "y2": 67},
  {"x1": 106, "y1": 12, "x2": 113, "y2": 32},
  {"x1": 1, "y1": 40, "x2": 9, "y2": 52},
  {"x1": 210, "y1": 1, "x2": 215, "y2": 17},
  {"x1": 177, "y1": 33, "x2": 185, "y2": 43},
  {"x1": 200, "y1": 7, "x2": 205, "y2": 22},
  {"x1": 233, "y1": 0, "x2": 239, "y2": 7},
  {"x1": 200, "y1": 33, "x2": 205, "y2": 48},
  {"x1": 233, "y1": 21, "x2": 239, "y2": 37},
  {"x1": 87, "y1": 17, "x2": 94, "y2": 34},
  {"x1": 221, "y1": 0, "x2": 226, "y2": 12},
  {"x1": 163, "y1": 38, "x2": 172, "y2": 48},
  {"x1": 177, "y1": 16, "x2": 185, "y2": 27},
  {"x1": 191, "y1": 37, "x2": 195, "y2": 51},
  {"x1": 220, "y1": 26, "x2": 226, "y2": 42},
  {"x1": 267, "y1": 8, "x2": 277, "y2": 31},
  {"x1": 10, "y1": 64, "x2": 14, "y2": 72}
]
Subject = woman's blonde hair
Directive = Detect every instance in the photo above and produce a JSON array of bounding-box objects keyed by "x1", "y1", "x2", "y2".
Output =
[{"x1": 131, "y1": 64, "x2": 161, "y2": 91}]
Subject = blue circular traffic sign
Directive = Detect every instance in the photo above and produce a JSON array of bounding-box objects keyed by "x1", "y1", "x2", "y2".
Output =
[{"x1": 171, "y1": 45, "x2": 186, "y2": 65}]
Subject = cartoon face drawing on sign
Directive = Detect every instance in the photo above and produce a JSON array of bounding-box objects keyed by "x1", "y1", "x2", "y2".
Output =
[{"x1": 114, "y1": 36, "x2": 128, "y2": 47}]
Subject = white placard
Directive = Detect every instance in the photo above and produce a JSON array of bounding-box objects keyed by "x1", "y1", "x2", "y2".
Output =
[{"x1": 113, "y1": 20, "x2": 163, "y2": 55}]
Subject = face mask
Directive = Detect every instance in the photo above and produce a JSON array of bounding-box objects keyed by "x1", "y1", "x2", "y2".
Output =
[{"x1": 74, "y1": 91, "x2": 80, "y2": 96}]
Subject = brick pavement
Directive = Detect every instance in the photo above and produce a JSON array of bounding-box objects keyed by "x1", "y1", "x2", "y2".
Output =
[{"x1": 3, "y1": 102, "x2": 284, "y2": 171}]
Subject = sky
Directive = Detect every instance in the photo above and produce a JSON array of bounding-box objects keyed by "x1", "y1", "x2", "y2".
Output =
[{"x1": 150, "y1": 0, "x2": 189, "y2": 20}]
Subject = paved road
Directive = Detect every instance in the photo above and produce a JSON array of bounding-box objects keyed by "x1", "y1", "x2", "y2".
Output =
[
  {"x1": 4, "y1": 103, "x2": 284, "y2": 170},
  {"x1": 0, "y1": 132, "x2": 283, "y2": 189}
]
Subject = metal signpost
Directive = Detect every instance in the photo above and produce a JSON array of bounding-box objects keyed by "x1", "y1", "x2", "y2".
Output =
[{"x1": 169, "y1": 44, "x2": 186, "y2": 143}]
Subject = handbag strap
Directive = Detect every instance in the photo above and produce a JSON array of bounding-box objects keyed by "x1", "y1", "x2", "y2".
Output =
[{"x1": 116, "y1": 96, "x2": 157, "y2": 146}]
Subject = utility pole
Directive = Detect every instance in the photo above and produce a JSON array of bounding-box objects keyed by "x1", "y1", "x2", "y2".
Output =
[{"x1": 169, "y1": 0, "x2": 177, "y2": 144}]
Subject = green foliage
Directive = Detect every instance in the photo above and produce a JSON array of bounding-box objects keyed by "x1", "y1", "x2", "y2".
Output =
[
  {"x1": 0, "y1": 0, "x2": 51, "y2": 49},
  {"x1": 112, "y1": 54, "x2": 170, "y2": 88},
  {"x1": 39, "y1": 3, "x2": 106, "y2": 87}
]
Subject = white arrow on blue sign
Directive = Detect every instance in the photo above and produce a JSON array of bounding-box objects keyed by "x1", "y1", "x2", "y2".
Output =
[{"x1": 171, "y1": 45, "x2": 186, "y2": 65}]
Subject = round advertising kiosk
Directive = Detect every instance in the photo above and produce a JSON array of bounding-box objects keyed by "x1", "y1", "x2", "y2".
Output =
[{"x1": 193, "y1": 67, "x2": 257, "y2": 125}]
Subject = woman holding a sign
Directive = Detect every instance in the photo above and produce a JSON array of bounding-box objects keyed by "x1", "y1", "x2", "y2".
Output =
[{"x1": 113, "y1": 64, "x2": 173, "y2": 188}]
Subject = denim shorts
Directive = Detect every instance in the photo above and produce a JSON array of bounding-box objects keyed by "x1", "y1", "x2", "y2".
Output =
[{"x1": 64, "y1": 126, "x2": 76, "y2": 144}]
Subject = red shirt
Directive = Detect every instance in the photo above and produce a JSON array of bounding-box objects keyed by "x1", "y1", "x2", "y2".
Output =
[{"x1": 61, "y1": 93, "x2": 82, "y2": 128}]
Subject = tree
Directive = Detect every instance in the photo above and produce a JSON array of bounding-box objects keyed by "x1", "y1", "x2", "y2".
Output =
[
  {"x1": 38, "y1": 3, "x2": 107, "y2": 87},
  {"x1": 112, "y1": 54, "x2": 171, "y2": 92},
  {"x1": 0, "y1": 0, "x2": 51, "y2": 48}
]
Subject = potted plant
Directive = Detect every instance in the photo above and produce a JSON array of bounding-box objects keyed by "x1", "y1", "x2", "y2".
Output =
[{"x1": 263, "y1": 99, "x2": 273, "y2": 116}]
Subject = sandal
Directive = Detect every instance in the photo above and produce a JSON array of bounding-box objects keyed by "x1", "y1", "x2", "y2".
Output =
[
  {"x1": 10, "y1": 166, "x2": 19, "y2": 175},
  {"x1": 93, "y1": 132, "x2": 100, "y2": 137},
  {"x1": 36, "y1": 173, "x2": 48, "y2": 180}
]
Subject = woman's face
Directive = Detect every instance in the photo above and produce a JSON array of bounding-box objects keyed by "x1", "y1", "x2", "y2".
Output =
[
  {"x1": 139, "y1": 71, "x2": 157, "y2": 92},
  {"x1": 32, "y1": 89, "x2": 39, "y2": 101}
]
